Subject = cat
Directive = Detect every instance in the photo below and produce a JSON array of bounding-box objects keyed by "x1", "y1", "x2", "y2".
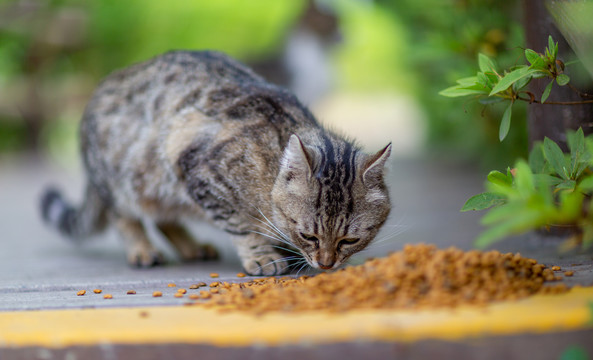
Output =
[{"x1": 40, "y1": 50, "x2": 392, "y2": 276}]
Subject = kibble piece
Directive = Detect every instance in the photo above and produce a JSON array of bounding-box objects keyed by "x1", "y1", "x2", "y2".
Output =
[
  {"x1": 178, "y1": 288, "x2": 187, "y2": 294},
  {"x1": 551, "y1": 265, "x2": 561, "y2": 271},
  {"x1": 189, "y1": 284, "x2": 200, "y2": 289},
  {"x1": 210, "y1": 282, "x2": 220, "y2": 287},
  {"x1": 564, "y1": 271, "x2": 574, "y2": 277},
  {"x1": 236, "y1": 272, "x2": 246, "y2": 278},
  {"x1": 210, "y1": 288, "x2": 220, "y2": 294},
  {"x1": 200, "y1": 291, "x2": 212, "y2": 299},
  {"x1": 152, "y1": 291, "x2": 163, "y2": 297},
  {"x1": 188, "y1": 294, "x2": 200, "y2": 300},
  {"x1": 103, "y1": 294, "x2": 113, "y2": 299},
  {"x1": 76, "y1": 290, "x2": 86, "y2": 296},
  {"x1": 93, "y1": 289, "x2": 102, "y2": 294},
  {"x1": 127, "y1": 290, "x2": 137, "y2": 295},
  {"x1": 174, "y1": 293, "x2": 184, "y2": 298},
  {"x1": 167, "y1": 283, "x2": 176, "y2": 287},
  {"x1": 210, "y1": 273, "x2": 219, "y2": 278}
]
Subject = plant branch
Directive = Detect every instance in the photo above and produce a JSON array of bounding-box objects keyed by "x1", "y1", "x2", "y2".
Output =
[
  {"x1": 567, "y1": 83, "x2": 593, "y2": 99},
  {"x1": 516, "y1": 95, "x2": 593, "y2": 105}
]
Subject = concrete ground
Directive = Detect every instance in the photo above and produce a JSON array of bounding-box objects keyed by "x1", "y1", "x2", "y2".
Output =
[{"x1": 1, "y1": 154, "x2": 593, "y2": 359}]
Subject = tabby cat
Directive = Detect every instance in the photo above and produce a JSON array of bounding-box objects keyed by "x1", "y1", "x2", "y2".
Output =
[{"x1": 41, "y1": 51, "x2": 391, "y2": 275}]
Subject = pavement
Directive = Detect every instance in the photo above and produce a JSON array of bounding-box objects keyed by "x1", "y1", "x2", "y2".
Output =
[{"x1": 1, "y1": 154, "x2": 593, "y2": 359}]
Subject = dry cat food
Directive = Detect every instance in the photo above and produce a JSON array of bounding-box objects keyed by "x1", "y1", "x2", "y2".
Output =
[
  {"x1": 199, "y1": 244, "x2": 568, "y2": 313},
  {"x1": 210, "y1": 273, "x2": 219, "y2": 278},
  {"x1": 127, "y1": 290, "x2": 137, "y2": 295},
  {"x1": 76, "y1": 290, "x2": 86, "y2": 296},
  {"x1": 152, "y1": 291, "x2": 163, "y2": 297},
  {"x1": 103, "y1": 294, "x2": 113, "y2": 299},
  {"x1": 93, "y1": 289, "x2": 102, "y2": 294},
  {"x1": 167, "y1": 283, "x2": 176, "y2": 288}
]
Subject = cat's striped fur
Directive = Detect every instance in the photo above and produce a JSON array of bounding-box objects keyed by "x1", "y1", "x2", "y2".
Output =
[{"x1": 41, "y1": 51, "x2": 391, "y2": 275}]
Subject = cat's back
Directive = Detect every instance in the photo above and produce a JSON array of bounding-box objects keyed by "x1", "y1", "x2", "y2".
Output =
[{"x1": 79, "y1": 50, "x2": 319, "y2": 219}]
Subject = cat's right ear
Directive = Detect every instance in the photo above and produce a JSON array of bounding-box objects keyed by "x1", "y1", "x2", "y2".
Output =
[{"x1": 280, "y1": 134, "x2": 315, "y2": 179}]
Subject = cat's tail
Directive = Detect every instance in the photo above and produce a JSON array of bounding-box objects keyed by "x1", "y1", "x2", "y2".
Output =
[{"x1": 40, "y1": 183, "x2": 108, "y2": 240}]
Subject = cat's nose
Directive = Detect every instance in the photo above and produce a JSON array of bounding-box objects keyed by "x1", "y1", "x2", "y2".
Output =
[{"x1": 317, "y1": 261, "x2": 334, "y2": 270}]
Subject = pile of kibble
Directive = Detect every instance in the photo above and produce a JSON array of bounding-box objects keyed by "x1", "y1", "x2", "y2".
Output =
[{"x1": 199, "y1": 244, "x2": 568, "y2": 313}]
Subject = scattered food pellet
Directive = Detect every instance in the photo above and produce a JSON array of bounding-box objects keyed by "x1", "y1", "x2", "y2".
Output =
[
  {"x1": 188, "y1": 294, "x2": 200, "y2": 300},
  {"x1": 76, "y1": 290, "x2": 86, "y2": 296},
  {"x1": 174, "y1": 293, "x2": 184, "y2": 298},
  {"x1": 210, "y1": 282, "x2": 220, "y2": 287},
  {"x1": 210, "y1": 273, "x2": 219, "y2": 278},
  {"x1": 152, "y1": 291, "x2": 163, "y2": 297},
  {"x1": 189, "y1": 282, "x2": 207, "y2": 289},
  {"x1": 177, "y1": 288, "x2": 187, "y2": 294},
  {"x1": 103, "y1": 294, "x2": 113, "y2": 299},
  {"x1": 564, "y1": 271, "x2": 574, "y2": 277},
  {"x1": 200, "y1": 244, "x2": 569, "y2": 314},
  {"x1": 93, "y1": 289, "x2": 102, "y2": 294},
  {"x1": 552, "y1": 266, "x2": 562, "y2": 271},
  {"x1": 127, "y1": 290, "x2": 137, "y2": 295},
  {"x1": 236, "y1": 272, "x2": 246, "y2": 278},
  {"x1": 167, "y1": 283, "x2": 176, "y2": 287}
]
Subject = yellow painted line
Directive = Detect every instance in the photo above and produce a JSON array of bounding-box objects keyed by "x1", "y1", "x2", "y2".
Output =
[{"x1": 1, "y1": 287, "x2": 592, "y2": 348}]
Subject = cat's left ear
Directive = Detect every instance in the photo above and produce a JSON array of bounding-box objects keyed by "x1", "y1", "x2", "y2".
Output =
[
  {"x1": 362, "y1": 143, "x2": 392, "y2": 187},
  {"x1": 280, "y1": 134, "x2": 316, "y2": 179}
]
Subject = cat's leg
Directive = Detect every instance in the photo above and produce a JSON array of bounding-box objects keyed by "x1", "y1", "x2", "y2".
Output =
[
  {"x1": 114, "y1": 217, "x2": 164, "y2": 267},
  {"x1": 157, "y1": 222, "x2": 219, "y2": 261},
  {"x1": 233, "y1": 234, "x2": 290, "y2": 276}
]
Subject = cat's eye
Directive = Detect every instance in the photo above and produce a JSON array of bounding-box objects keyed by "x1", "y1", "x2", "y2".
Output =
[
  {"x1": 338, "y1": 238, "x2": 360, "y2": 247},
  {"x1": 299, "y1": 233, "x2": 319, "y2": 245}
]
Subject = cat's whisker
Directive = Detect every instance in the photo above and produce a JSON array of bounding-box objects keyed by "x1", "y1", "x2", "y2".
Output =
[{"x1": 270, "y1": 245, "x2": 302, "y2": 256}]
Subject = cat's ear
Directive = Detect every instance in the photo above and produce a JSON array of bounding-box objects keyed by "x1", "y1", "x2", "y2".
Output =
[
  {"x1": 281, "y1": 134, "x2": 315, "y2": 179},
  {"x1": 362, "y1": 143, "x2": 392, "y2": 187}
]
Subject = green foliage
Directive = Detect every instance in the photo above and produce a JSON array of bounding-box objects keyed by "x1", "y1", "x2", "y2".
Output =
[
  {"x1": 559, "y1": 346, "x2": 590, "y2": 360},
  {"x1": 440, "y1": 36, "x2": 570, "y2": 141},
  {"x1": 462, "y1": 128, "x2": 593, "y2": 248},
  {"x1": 379, "y1": 0, "x2": 528, "y2": 169}
]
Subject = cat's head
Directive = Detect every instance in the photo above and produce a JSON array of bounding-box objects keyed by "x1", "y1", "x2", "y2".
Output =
[{"x1": 271, "y1": 134, "x2": 391, "y2": 270}]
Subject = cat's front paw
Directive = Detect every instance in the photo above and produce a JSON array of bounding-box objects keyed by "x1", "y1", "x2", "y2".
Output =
[
  {"x1": 242, "y1": 254, "x2": 290, "y2": 276},
  {"x1": 127, "y1": 247, "x2": 165, "y2": 268}
]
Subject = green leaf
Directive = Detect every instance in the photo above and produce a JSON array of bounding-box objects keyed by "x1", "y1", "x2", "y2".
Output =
[
  {"x1": 528, "y1": 142, "x2": 547, "y2": 173},
  {"x1": 556, "y1": 180, "x2": 576, "y2": 191},
  {"x1": 577, "y1": 175, "x2": 593, "y2": 192},
  {"x1": 524, "y1": 49, "x2": 540, "y2": 65},
  {"x1": 479, "y1": 97, "x2": 505, "y2": 105},
  {"x1": 489, "y1": 66, "x2": 534, "y2": 96},
  {"x1": 478, "y1": 53, "x2": 497, "y2": 73},
  {"x1": 499, "y1": 102, "x2": 513, "y2": 141},
  {"x1": 439, "y1": 85, "x2": 488, "y2": 97},
  {"x1": 541, "y1": 80, "x2": 554, "y2": 103},
  {"x1": 514, "y1": 160, "x2": 535, "y2": 196},
  {"x1": 568, "y1": 128, "x2": 587, "y2": 178},
  {"x1": 543, "y1": 137, "x2": 569, "y2": 179},
  {"x1": 475, "y1": 206, "x2": 542, "y2": 248},
  {"x1": 533, "y1": 174, "x2": 563, "y2": 187},
  {"x1": 548, "y1": 36, "x2": 556, "y2": 59},
  {"x1": 512, "y1": 74, "x2": 532, "y2": 91},
  {"x1": 461, "y1": 192, "x2": 506, "y2": 212},
  {"x1": 456, "y1": 76, "x2": 479, "y2": 86},
  {"x1": 557, "y1": 74, "x2": 570, "y2": 86},
  {"x1": 487, "y1": 170, "x2": 512, "y2": 186}
]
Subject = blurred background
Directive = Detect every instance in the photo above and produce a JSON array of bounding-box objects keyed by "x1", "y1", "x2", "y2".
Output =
[
  {"x1": 0, "y1": 0, "x2": 528, "y2": 169},
  {"x1": 0, "y1": 0, "x2": 538, "y2": 269}
]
